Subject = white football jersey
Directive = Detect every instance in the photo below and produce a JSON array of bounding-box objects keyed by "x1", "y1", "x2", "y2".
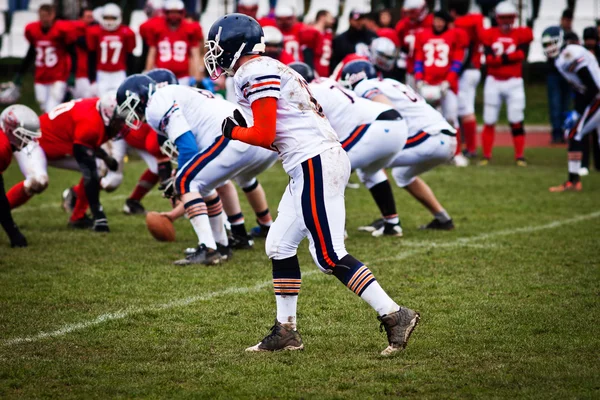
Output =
[
  {"x1": 555, "y1": 44, "x2": 600, "y2": 95},
  {"x1": 309, "y1": 77, "x2": 395, "y2": 141},
  {"x1": 146, "y1": 85, "x2": 246, "y2": 151},
  {"x1": 353, "y1": 78, "x2": 454, "y2": 136},
  {"x1": 233, "y1": 56, "x2": 340, "y2": 173}
]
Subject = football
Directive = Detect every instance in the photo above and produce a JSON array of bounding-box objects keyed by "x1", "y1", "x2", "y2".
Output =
[{"x1": 145, "y1": 211, "x2": 176, "y2": 242}]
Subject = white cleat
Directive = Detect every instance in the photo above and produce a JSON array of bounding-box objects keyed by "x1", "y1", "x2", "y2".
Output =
[
  {"x1": 579, "y1": 167, "x2": 589, "y2": 176},
  {"x1": 452, "y1": 154, "x2": 469, "y2": 167}
]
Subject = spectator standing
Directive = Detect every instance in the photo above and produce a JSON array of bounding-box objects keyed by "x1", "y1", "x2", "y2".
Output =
[
  {"x1": 299, "y1": 10, "x2": 334, "y2": 77},
  {"x1": 560, "y1": 9, "x2": 573, "y2": 34},
  {"x1": 331, "y1": 7, "x2": 378, "y2": 74}
]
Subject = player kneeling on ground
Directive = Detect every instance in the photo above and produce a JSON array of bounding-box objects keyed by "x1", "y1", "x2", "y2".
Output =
[{"x1": 205, "y1": 13, "x2": 419, "y2": 354}]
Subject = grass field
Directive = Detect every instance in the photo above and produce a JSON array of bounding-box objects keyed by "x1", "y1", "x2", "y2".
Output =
[{"x1": 1, "y1": 146, "x2": 599, "y2": 399}]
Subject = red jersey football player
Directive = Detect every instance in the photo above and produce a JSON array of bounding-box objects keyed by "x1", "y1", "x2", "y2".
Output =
[
  {"x1": 139, "y1": 0, "x2": 165, "y2": 65},
  {"x1": 17, "y1": 4, "x2": 77, "y2": 113},
  {"x1": 299, "y1": 10, "x2": 334, "y2": 77},
  {"x1": 263, "y1": 26, "x2": 295, "y2": 64},
  {"x1": 145, "y1": 0, "x2": 204, "y2": 86},
  {"x1": 86, "y1": 3, "x2": 136, "y2": 94},
  {"x1": 480, "y1": 1, "x2": 533, "y2": 166},
  {"x1": 0, "y1": 105, "x2": 42, "y2": 248},
  {"x1": 394, "y1": 0, "x2": 433, "y2": 88},
  {"x1": 274, "y1": 5, "x2": 305, "y2": 62},
  {"x1": 71, "y1": 7, "x2": 96, "y2": 99},
  {"x1": 6, "y1": 94, "x2": 121, "y2": 231},
  {"x1": 450, "y1": 0, "x2": 485, "y2": 157},
  {"x1": 236, "y1": 0, "x2": 277, "y2": 27}
]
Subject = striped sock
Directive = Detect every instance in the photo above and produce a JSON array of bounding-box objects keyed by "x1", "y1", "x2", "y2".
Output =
[
  {"x1": 256, "y1": 208, "x2": 272, "y2": 226},
  {"x1": 273, "y1": 256, "x2": 301, "y2": 329},
  {"x1": 206, "y1": 196, "x2": 227, "y2": 246},
  {"x1": 185, "y1": 198, "x2": 216, "y2": 250}
]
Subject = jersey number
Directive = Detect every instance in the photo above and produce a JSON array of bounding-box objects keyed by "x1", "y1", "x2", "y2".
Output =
[
  {"x1": 491, "y1": 42, "x2": 516, "y2": 55},
  {"x1": 285, "y1": 40, "x2": 300, "y2": 60},
  {"x1": 35, "y1": 46, "x2": 57, "y2": 68},
  {"x1": 158, "y1": 40, "x2": 188, "y2": 63},
  {"x1": 100, "y1": 40, "x2": 123, "y2": 65},
  {"x1": 405, "y1": 34, "x2": 416, "y2": 56},
  {"x1": 299, "y1": 79, "x2": 324, "y2": 117},
  {"x1": 48, "y1": 99, "x2": 82, "y2": 120},
  {"x1": 423, "y1": 42, "x2": 450, "y2": 67},
  {"x1": 319, "y1": 41, "x2": 332, "y2": 67}
]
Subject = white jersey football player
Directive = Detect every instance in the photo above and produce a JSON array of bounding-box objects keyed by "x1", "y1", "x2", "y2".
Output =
[
  {"x1": 340, "y1": 59, "x2": 456, "y2": 231},
  {"x1": 205, "y1": 13, "x2": 419, "y2": 355},
  {"x1": 542, "y1": 27, "x2": 600, "y2": 192},
  {"x1": 290, "y1": 63, "x2": 409, "y2": 237},
  {"x1": 116, "y1": 74, "x2": 277, "y2": 265}
]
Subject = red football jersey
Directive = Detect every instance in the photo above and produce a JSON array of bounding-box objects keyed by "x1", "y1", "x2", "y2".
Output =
[
  {"x1": 258, "y1": 17, "x2": 276, "y2": 28},
  {"x1": 414, "y1": 27, "x2": 465, "y2": 87},
  {"x1": 139, "y1": 16, "x2": 162, "y2": 45},
  {"x1": 86, "y1": 24, "x2": 135, "y2": 72},
  {"x1": 39, "y1": 98, "x2": 108, "y2": 160},
  {"x1": 25, "y1": 20, "x2": 76, "y2": 84},
  {"x1": 0, "y1": 129, "x2": 13, "y2": 173},
  {"x1": 70, "y1": 20, "x2": 89, "y2": 78},
  {"x1": 279, "y1": 23, "x2": 305, "y2": 62},
  {"x1": 482, "y1": 27, "x2": 533, "y2": 80},
  {"x1": 394, "y1": 14, "x2": 433, "y2": 74},
  {"x1": 453, "y1": 13, "x2": 485, "y2": 69},
  {"x1": 125, "y1": 123, "x2": 162, "y2": 158},
  {"x1": 147, "y1": 18, "x2": 203, "y2": 78},
  {"x1": 299, "y1": 27, "x2": 333, "y2": 77}
]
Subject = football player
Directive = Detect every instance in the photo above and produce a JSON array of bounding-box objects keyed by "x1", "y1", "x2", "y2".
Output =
[
  {"x1": 449, "y1": 0, "x2": 485, "y2": 158},
  {"x1": 0, "y1": 105, "x2": 41, "y2": 248},
  {"x1": 144, "y1": 0, "x2": 204, "y2": 86},
  {"x1": 86, "y1": 3, "x2": 136, "y2": 94},
  {"x1": 205, "y1": 13, "x2": 419, "y2": 355},
  {"x1": 17, "y1": 4, "x2": 77, "y2": 112},
  {"x1": 71, "y1": 7, "x2": 96, "y2": 99},
  {"x1": 290, "y1": 62, "x2": 408, "y2": 237},
  {"x1": 394, "y1": 0, "x2": 433, "y2": 88},
  {"x1": 6, "y1": 94, "x2": 121, "y2": 232},
  {"x1": 116, "y1": 74, "x2": 277, "y2": 265},
  {"x1": 298, "y1": 10, "x2": 334, "y2": 77},
  {"x1": 274, "y1": 5, "x2": 305, "y2": 62},
  {"x1": 480, "y1": 1, "x2": 533, "y2": 166},
  {"x1": 542, "y1": 27, "x2": 600, "y2": 191},
  {"x1": 340, "y1": 59, "x2": 457, "y2": 231},
  {"x1": 139, "y1": 0, "x2": 165, "y2": 67},
  {"x1": 263, "y1": 26, "x2": 295, "y2": 64}
]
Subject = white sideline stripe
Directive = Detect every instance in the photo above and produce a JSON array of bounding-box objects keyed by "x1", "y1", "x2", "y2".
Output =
[
  {"x1": 400, "y1": 242, "x2": 497, "y2": 249},
  {"x1": 3, "y1": 211, "x2": 599, "y2": 346}
]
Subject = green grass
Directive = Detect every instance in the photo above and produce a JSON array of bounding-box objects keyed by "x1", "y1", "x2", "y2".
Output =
[{"x1": 1, "y1": 147, "x2": 599, "y2": 399}]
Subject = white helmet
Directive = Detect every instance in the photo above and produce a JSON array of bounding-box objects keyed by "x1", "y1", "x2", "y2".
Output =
[
  {"x1": 144, "y1": 0, "x2": 164, "y2": 17},
  {"x1": 164, "y1": 0, "x2": 185, "y2": 11},
  {"x1": 274, "y1": 5, "x2": 295, "y2": 18},
  {"x1": 403, "y1": 0, "x2": 428, "y2": 22},
  {"x1": 263, "y1": 26, "x2": 284, "y2": 46},
  {"x1": 100, "y1": 3, "x2": 122, "y2": 31},
  {"x1": 0, "y1": 104, "x2": 41, "y2": 150},
  {"x1": 495, "y1": 1, "x2": 518, "y2": 16},
  {"x1": 369, "y1": 37, "x2": 398, "y2": 72},
  {"x1": 97, "y1": 90, "x2": 118, "y2": 127}
]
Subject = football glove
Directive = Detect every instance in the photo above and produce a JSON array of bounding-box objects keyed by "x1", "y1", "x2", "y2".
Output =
[
  {"x1": 0, "y1": 82, "x2": 21, "y2": 105},
  {"x1": 159, "y1": 177, "x2": 178, "y2": 200},
  {"x1": 221, "y1": 109, "x2": 247, "y2": 139},
  {"x1": 562, "y1": 110, "x2": 580, "y2": 131},
  {"x1": 94, "y1": 148, "x2": 119, "y2": 171}
]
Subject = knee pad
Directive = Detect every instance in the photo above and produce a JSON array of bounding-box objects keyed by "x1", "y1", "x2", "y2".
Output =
[
  {"x1": 100, "y1": 171, "x2": 123, "y2": 192},
  {"x1": 25, "y1": 174, "x2": 49, "y2": 194},
  {"x1": 510, "y1": 122, "x2": 525, "y2": 136}
]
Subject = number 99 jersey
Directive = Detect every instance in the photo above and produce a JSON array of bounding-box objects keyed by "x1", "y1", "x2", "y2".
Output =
[{"x1": 233, "y1": 56, "x2": 340, "y2": 173}]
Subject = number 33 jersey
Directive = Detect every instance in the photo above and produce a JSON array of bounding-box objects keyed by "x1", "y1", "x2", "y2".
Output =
[
  {"x1": 354, "y1": 78, "x2": 453, "y2": 136},
  {"x1": 233, "y1": 56, "x2": 340, "y2": 173}
]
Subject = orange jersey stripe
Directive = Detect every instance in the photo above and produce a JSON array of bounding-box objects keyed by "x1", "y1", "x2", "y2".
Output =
[
  {"x1": 406, "y1": 131, "x2": 427, "y2": 144},
  {"x1": 308, "y1": 159, "x2": 336, "y2": 268},
  {"x1": 342, "y1": 124, "x2": 367, "y2": 149},
  {"x1": 250, "y1": 80, "x2": 281, "y2": 89},
  {"x1": 179, "y1": 136, "x2": 226, "y2": 193}
]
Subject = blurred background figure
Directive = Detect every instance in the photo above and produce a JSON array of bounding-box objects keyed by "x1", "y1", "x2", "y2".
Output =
[
  {"x1": 331, "y1": 6, "x2": 377, "y2": 74},
  {"x1": 299, "y1": 9, "x2": 335, "y2": 77},
  {"x1": 263, "y1": 26, "x2": 295, "y2": 64}
]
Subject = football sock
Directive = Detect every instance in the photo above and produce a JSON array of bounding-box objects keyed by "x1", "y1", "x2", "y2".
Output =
[
  {"x1": 360, "y1": 281, "x2": 401, "y2": 316},
  {"x1": 6, "y1": 181, "x2": 31, "y2": 209},
  {"x1": 206, "y1": 196, "x2": 227, "y2": 246},
  {"x1": 185, "y1": 198, "x2": 216, "y2": 250},
  {"x1": 256, "y1": 208, "x2": 273, "y2": 226},
  {"x1": 568, "y1": 152, "x2": 582, "y2": 183},
  {"x1": 454, "y1": 127, "x2": 462, "y2": 156},
  {"x1": 510, "y1": 122, "x2": 525, "y2": 159},
  {"x1": 434, "y1": 210, "x2": 451, "y2": 223},
  {"x1": 228, "y1": 212, "x2": 248, "y2": 237},
  {"x1": 482, "y1": 124, "x2": 495, "y2": 159},
  {"x1": 462, "y1": 117, "x2": 477, "y2": 153},
  {"x1": 369, "y1": 181, "x2": 398, "y2": 224},
  {"x1": 129, "y1": 169, "x2": 159, "y2": 201},
  {"x1": 272, "y1": 256, "x2": 301, "y2": 329},
  {"x1": 71, "y1": 178, "x2": 89, "y2": 222}
]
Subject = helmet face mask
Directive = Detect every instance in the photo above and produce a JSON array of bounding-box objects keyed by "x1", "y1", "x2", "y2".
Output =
[
  {"x1": 160, "y1": 139, "x2": 179, "y2": 164},
  {"x1": 0, "y1": 105, "x2": 41, "y2": 150},
  {"x1": 117, "y1": 92, "x2": 145, "y2": 130},
  {"x1": 542, "y1": 27, "x2": 564, "y2": 58},
  {"x1": 116, "y1": 75, "x2": 156, "y2": 130},
  {"x1": 369, "y1": 38, "x2": 398, "y2": 72}
]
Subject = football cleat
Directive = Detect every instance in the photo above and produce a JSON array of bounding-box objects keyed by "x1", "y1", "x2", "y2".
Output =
[
  {"x1": 549, "y1": 181, "x2": 582, "y2": 192},
  {"x1": 68, "y1": 215, "x2": 94, "y2": 229},
  {"x1": 478, "y1": 158, "x2": 490, "y2": 166},
  {"x1": 229, "y1": 233, "x2": 254, "y2": 249},
  {"x1": 245, "y1": 320, "x2": 304, "y2": 352},
  {"x1": 123, "y1": 198, "x2": 146, "y2": 215},
  {"x1": 578, "y1": 167, "x2": 589, "y2": 176},
  {"x1": 463, "y1": 150, "x2": 478, "y2": 159},
  {"x1": 357, "y1": 218, "x2": 384, "y2": 233},
  {"x1": 378, "y1": 307, "x2": 420, "y2": 355},
  {"x1": 452, "y1": 153, "x2": 469, "y2": 167},
  {"x1": 419, "y1": 218, "x2": 455, "y2": 230},
  {"x1": 516, "y1": 158, "x2": 528, "y2": 167},
  {"x1": 216, "y1": 243, "x2": 233, "y2": 261},
  {"x1": 174, "y1": 244, "x2": 221, "y2": 266},
  {"x1": 249, "y1": 223, "x2": 270, "y2": 238},
  {"x1": 372, "y1": 222, "x2": 403, "y2": 237},
  {"x1": 61, "y1": 187, "x2": 77, "y2": 213},
  {"x1": 93, "y1": 218, "x2": 110, "y2": 233}
]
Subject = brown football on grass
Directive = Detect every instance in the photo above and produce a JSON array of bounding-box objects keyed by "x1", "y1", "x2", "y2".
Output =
[{"x1": 146, "y1": 211, "x2": 176, "y2": 242}]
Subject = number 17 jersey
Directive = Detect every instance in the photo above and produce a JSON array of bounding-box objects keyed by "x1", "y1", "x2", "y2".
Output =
[{"x1": 233, "y1": 56, "x2": 340, "y2": 173}]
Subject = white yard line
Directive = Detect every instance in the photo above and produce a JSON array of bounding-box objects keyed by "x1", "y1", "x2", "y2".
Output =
[{"x1": 3, "y1": 211, "x2": 599, "y2": 347}]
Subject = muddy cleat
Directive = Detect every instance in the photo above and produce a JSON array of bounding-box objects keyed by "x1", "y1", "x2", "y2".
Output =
[
  {"x1": 378, "y1": 307, "x2": 420, "y2": 355},
  {"x1": 478, "y1": 158, "x2": 490, "y2": 166},
  {"x1": 372, "y1": 222, "x2": 403, "y2": 237},
  {"x1": 229, "y1": 233, "x2": 254, "y2": 249},
  {"x1": 452, "y1": 153, "x2": 469, "y2": 167},
  {"x1": 250, "y1": 223, "x2": 270, "y2": 238},
  {"x1": 245, "y1": 320, "x2": 304, "y2": 352},
  {"x1": 358, "y1": 218, "x2": 384, "y2": 233},
  {"x1": 174, "y1": 244, "x2": 221, "y2": 266},
  {"x1": 216, "y1": 243, "x2": 233, "y2": 261},
  {"x1": 123, "y1": 198, "x2": 146, "y2": 215},
  {"x1": 68, "y1": 214, "x2": 94, "y2": 229},
  {"x1": 516, "y1": 158, "x2": 528, "y2": 167},
  {"x1": 61, "y1": 187, "x2": 77, "y2": 213},
  {"x1": 419, "y1": 218, "x2": 455, "y2": 230},
  {"x1": 549, "y1": 181, "x2": 582, "y2": 192}
]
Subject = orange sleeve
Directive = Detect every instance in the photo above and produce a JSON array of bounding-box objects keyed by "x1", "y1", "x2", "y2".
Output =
[{"x1": 231, "y1": 97, "x2": 277, "y2": 150}]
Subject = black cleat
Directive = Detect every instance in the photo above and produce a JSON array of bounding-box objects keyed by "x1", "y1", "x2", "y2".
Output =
[
  {"x1": 123, "y1": 198, "x2": 146, "y2": 215},
  {"x1": 229, "y1": 233, "x2": 254, "y2": 249},
  {"x1": 216, "y1": 243, "x2": 233, "y2": 261},
  {"x1": 174, "y1": 244, "x2": 221, "y2": 266},
  {"x1": 68, "y1": 214, "x2": 94, "y2": 229},
  {"x1": 250, "y1": 223, "x2": 270, "y2": 238},
  {"x1": 246, "y1": 320, "x2": 304, "y2": 352},
  {"x1": 372, "y1": 222, "x2": 403, "y2": 237},
  {"x1": 419, "y1": 218, "x2": 455, "y2": 230},
  {"x1": 357, "y1": 218, "x2": 384, "y2": 233}
]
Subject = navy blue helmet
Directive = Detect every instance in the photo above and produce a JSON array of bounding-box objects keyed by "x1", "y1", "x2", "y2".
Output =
[
  {"x1": 340, "y1": 60, "x2": 378, "y2": 89},
  {"x1": 541, "y1": 26, "x2": 564, "y2": 59},
  {"x1": 146, "y1": 68, "x2": 178, "y2": 86},
  {"x1": 116, "y1": 74, "x2": 157, "y2": 130},
  {"x1": 288, "y1": 62, "x2": 315, "y2": 83},
  {"x1": 204, "y1": 13, "x2": 265, "y2": 79}
]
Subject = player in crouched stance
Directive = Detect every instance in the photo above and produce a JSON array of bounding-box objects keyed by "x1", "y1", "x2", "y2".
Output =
[{"x1": 205, "y1": 14, "x2": 419, "y2": 354}]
